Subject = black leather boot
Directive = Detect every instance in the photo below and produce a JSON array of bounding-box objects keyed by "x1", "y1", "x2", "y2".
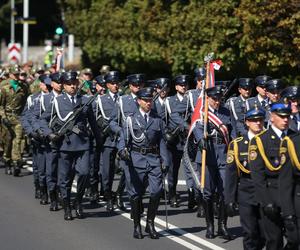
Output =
[
  {"x1": 34, "y1": 181, "x2": 41, "y2": 199},
  {"x1": 63, "y1": 198, "x2": 73, "y2": 221},
  {"x1": 130, "y1": 197, "x2": 143, "y2": 239},
  {"x1": 188, "y1": 188, "x2": 196, "y2": 209},
  {"x1": 169, "y1": 189, "x2": 179, "y2": 208},
  {"x1": 196, "y1": 194, "x2": 205, "y2": 218},
  {"x1": 145, "y1": 196, "x2": 160, "y2": 239},
  {"x1": 49, "y1": 191, "x2": 59, "y2": 211},
  {"x1": 90, "y1": 184, "x2": 99, "y2": 204},
  {"x1": 115, "y1": 177, "x2": 126, "y2": 210},
  {"x1": 204, "y1": 199, "x2": 215, "y2": 239},
  {"x1": 217, "y1": 199, "x2": 233, "y2": 240},
  {"x1": 40, "y1": 186, "x2": 49, "y2": 205}
]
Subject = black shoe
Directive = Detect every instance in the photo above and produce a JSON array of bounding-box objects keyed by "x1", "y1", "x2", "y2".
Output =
[
  {"x1": 74, "y1": 202, "x2": 84, "y2": 219},
  {"x1": 63, "y1": 199, "x2": 73, "y2": 221},
  {"x1": 13, "y1": 167, "x2": 21, "y2": 177},
  {"x1": 188, "y1": 188, "x2": 196, "y2": 209},
  {"x1": 115, "y1": 194, "x2": 126, "y2": 211},
  {"x1": 35, "y1": 187, "x2": 41, "y2": 199},
  {"x1": 145, "y1": 221, "x2": 159, "y2": 239},
  {"x1": 106, "y1": 199, "x2": 114, "y2": 212},
  {"x1": 170, "y1": 195, "x2": 180, "y2": 208},
  {"x1": 5, "y1": 166, "x2": 12, "y2": 175}
]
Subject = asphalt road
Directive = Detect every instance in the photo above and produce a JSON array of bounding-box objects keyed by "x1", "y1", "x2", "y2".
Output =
[{"x1": 0, "y1": 165, "x2": 244, "y2": 250}]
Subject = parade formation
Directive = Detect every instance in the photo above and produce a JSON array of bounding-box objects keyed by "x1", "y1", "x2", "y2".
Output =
[{"x1": 0, "y1": 53, "x2": 300, "y2": 250}]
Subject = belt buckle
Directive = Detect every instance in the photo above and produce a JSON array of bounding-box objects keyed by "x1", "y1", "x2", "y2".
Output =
[{"x1": 140, "y1": 148, "x2": 147, "y2": 155}]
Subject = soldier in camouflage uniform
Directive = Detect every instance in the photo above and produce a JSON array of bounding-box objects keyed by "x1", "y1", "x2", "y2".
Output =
[{"x1": 0, "y1": 66, "x2": 28, "y2": 176}]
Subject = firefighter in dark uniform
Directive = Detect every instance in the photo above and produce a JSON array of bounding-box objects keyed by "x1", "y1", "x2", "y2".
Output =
[
  {"x1": 279, "y1": 130, "x2": 300, "y2": 249},
  {"x1": 249, "y1": 100, "x2": 294, "y2": 249},
  {"x1": 281, "y1": 86, "x2": 300, "y2": 132},
  {"x1": 225, "y1": 107, "x2": 266, "y2": 250},
  {"x1": 118, "y1": 87, "x2": 170, "y2": 239}
]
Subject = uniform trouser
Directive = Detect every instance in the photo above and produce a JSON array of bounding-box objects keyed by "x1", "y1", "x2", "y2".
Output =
[
  {"x1": 37, "y1": 146, "x2": 47, "y2": 188},
  {"x1": 90, "y1": 145, "x2": 100, "y2": 187},
  {"x1": 31, "y1": 145, "x2": 39, "y2": 185},
  {"x1": 196, "y1": 163, "x2": 226, "y2": 201},
  {"x1": 183, "y1": 160, "x2": 197, "y2": 189},
  {"x1": 125, "y1": 163, "x2": 162, "y2": 199},
  {"x1": 58, "y1": 150, "x2": 90, "y2": 199},
  {"x1": 260, "y1": 208, "x2": 283, "y2": 250},
  {"x1": 100, "y1": 147, "x2": 117, "y2": 194},
  {"x1": 167, "y1": 148, "x2": 183, "y2": 195},
  {"x1": 3, "y1": 120, "x2": 23, "y2": 162},
  {"x1": 239, "y1": 204, "x2": 265, "y2": 250},
  {"x1": 45, "y1": 147, "x2": 59, "y2": 192}
]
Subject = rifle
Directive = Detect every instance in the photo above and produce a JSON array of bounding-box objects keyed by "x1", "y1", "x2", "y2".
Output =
[
  {"x1": 55, "y1": 93, "x2": 99, "y2": 137},
  {"x1": 222, "y1": 78, "x2": 238, "y2": 102},
  {"x1": 153, "y1": 83, "x2": 169, "y2": 102}
]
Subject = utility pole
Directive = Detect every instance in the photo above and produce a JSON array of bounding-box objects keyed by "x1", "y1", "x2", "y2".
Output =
[
  {"x1": 11, "y1": 0, "x2": 15, "y2": 43},
  {"x1": 23, "y1": 0, "x2": 29, "y2": 63}
]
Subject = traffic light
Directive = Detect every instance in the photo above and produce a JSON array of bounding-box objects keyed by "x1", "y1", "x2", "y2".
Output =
[{"x1": 53, "y1": 26, "x2": 64, "y2": 46}]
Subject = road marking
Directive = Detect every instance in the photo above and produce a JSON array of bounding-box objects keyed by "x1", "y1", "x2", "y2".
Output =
[{"x1": 25, "y1": 166, "x2": 225, "y2": 250}]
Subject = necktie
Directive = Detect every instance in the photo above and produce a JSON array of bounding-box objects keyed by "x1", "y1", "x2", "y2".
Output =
[
  {"x1": 144, "y1": 114, "x2": 148, "y2": 124},
  {"x1": 261, "y1": 100, "x2": 266, "y2": 107},
  {"x1": 281, "y1": 131, "x2": 286, "y2": 139},
  {"x1": 113, "y1": 94, "x2": 118, "y2": 103},
  {"x1": 71, "y1": 96, "x2": 75, "y2": 106}
]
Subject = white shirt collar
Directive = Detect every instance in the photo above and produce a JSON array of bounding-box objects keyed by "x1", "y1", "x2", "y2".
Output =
[
  {"x1": 257, "y1": 94, "x2": 267, "y2": 104},
  {"x1": 66, "y1": 93, "x2": 77, "y2": 103},
  {"x1": 158, "y1": 96, "x2": 165, "y2": 106},
  {"x1": 177, "y1": 93, "x2": 184, "y2": 102},
  {"x1": 139, "y1": 108, "x2": 150, "y2": 121},
  {"x1": 52, "y1": 90, "x2": 59, "y2": 97},
  {"x1": 271, "y1": 124, "x2": 286, "y2": 139},
  {"x1": 131, "y1": 93, "x2": 137, "y2": 99},
  {"x1": 109, "y1": 91, "x2": 118, "y2": 100},
  {"x1": 209, "y1": 106, "x2": 217, "y2": 113},
  {"x1": 248, "y1": 131, "x2": 256, "y2": 140},
  {"x1": 240, "y1": 95, "x2": 246, "y2": 102}
]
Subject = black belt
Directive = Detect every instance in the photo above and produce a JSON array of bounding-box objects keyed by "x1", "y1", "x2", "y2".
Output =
[
  {"x1": 131, "y1": 146, "x2": 159, "y2": 155},
  {"x1": 240, "y1": 172, "x2": 251, "y2": 179}
]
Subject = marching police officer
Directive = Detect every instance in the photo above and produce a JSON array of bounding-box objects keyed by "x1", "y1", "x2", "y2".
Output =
[
  {"x1": 152, "y1": 78, "x2": 169, "y2": 120},
  {"x1": 118, "y1": 87, "x2": 170, "y2": 239},
  {"x1": 249, "y1": 100, "x2": 294, "y2": 249},
  {"x1": 228, "y1": 78, "x2": 254, "y2": 137},
  {"x1": 193, "y1": 85, "x2": 233, "y2": 239},
  {"x1": 187, "y1": 67, "x2": 205, "y2": 111},
  {"x1": 225, "y1": 107, "x2": 266, "y2": 249},
  {"x1": 165, "y1": 75, "x2": 190, "y2": 207},
  {"x1": 279, "y1": 129, "x2": 300, "y2": 249},
  {"x1": 95, "y1": 71, "x2": 121, "y2": 211},
  {"x1": 40, "y1": 71, "x2": 97, "y2": 220}
]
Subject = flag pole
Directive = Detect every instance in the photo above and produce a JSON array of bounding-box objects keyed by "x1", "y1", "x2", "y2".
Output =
[{"x1": 200, "y1": 53, "x2": 214, "y2": 193}]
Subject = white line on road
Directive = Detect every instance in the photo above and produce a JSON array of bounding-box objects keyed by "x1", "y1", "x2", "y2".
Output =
[{"x1": 25, "y1": 166, "x2": 225, "y2": 250}]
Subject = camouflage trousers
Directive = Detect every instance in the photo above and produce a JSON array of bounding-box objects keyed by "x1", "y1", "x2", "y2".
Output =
[{"x1": 3, "y1": 114, "x2": 24, "y2": 162}]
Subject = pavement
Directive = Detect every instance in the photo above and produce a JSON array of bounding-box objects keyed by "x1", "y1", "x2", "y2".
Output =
[{"x1": 0, "y1": 163, "x2": 244, "y2": 250}]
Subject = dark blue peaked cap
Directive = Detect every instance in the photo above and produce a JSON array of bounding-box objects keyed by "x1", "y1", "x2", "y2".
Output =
[
  {"x1": 255, "y1": 75, "x2": 271, "y2": 87},
  {"x1": 245, "y1": 107, "x2": 265, "y2": 120},
  {"x1": 127, "y1": 74, "x2": 146, "y2": 85},
  {"x1": 61, "y1": 71, "x2": 78, "y2": 82},
  {"x1": 238, "y1": 78, "x2": 254, "y2": 88},
  {"x1": 266, "y1": 79, "x2": 284, "y2": 91},
  {"x1": 136, "y1": 87, "x2": 154, "y2": 100},
  {"x1": 281, "y1": 86, "x2": 300, "y2": 99},
  {"x1": 194, "y1": 67, "x2": 206, "y2": 79},
  {"x1": 49, "y1": 72, "x2": 63, "y2": 83},
  {"x1": 206, "y1": 85, "x2": 224, "y2": 97},
  {"x1": 94, "y1": 75, "x2": 106, "y2": 86},
  {"x1": 105, "y1": 71, "x2": 119, "y2": 83},
  {"x1": 155, "y1": 78, "x2": 170, "y2": 88},
  {"x1": 174, "y1": 75, "x2": 190, "y2": 85},
  {"x1": 270, "y1": 100, "x2": 291, "y2": 115},
  {"x1": 39, "y1": 74, "x2": 52, "y2": 86}
]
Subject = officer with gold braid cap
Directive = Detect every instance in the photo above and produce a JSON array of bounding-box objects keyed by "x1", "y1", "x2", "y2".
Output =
[
  {"x1": 279, "y1": 131, "x2": 300, "y2": 248},
  {"x1": 248, "y1": 99, "x2": 294, "y2": 249},
  {"x1": 225, "y1": 106, "x2": 266, "y2": 250}
]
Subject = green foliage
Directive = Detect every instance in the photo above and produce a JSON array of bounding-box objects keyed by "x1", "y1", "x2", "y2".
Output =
[{"x1": 63, "y1": 0, "x2": 300, "y2": 82}]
